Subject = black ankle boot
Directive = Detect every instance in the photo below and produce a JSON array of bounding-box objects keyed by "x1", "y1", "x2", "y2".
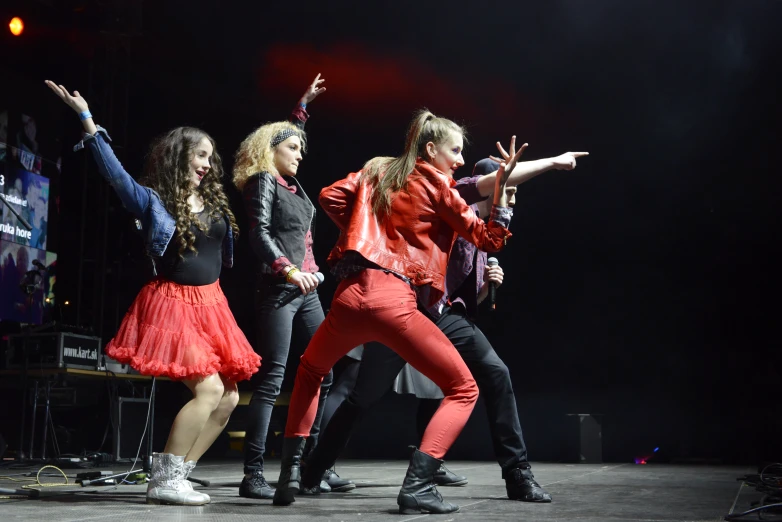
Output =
[
  {"x1": 505, "y1": 464, "x2": 552, "y2": 502},
  {"x1": 301, "y1": 399, "x2": 362, "y2": 491},
  {"x1": 397, "y1": 447, "x2": 459, "y2": 514},
  {"x1": 433, "y1": 463, "x2": 468, "y2": 486},
  {"x1": 272, "y1": 436, "x2": 306, "y2": 506}
]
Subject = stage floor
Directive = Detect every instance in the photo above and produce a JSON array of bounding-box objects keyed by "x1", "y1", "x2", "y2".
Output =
[{"x1": 0, "y1": 460, "x2": 755, "y2": 521}]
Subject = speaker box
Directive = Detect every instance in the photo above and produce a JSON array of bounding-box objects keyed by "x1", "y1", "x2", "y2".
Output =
[
  {"x1": 5, "y1": 333, "x2": 101, "y2": 370},
  {"x1": 564, "y1": 414, "x2": 603, "y2": 463},
  {"x1": 111, "y1": 397, "x2": 150, "y2": 460}
]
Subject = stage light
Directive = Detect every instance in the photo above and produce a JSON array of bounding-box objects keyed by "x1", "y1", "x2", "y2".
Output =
[
  {"x1": 9, "y1": 17, "x2": 24, "y2": 36},
  {"x1": 634, "y1": 446, "x2": 660, "y2": 465},
  {"x1": 64, "y1": 300, "x2": 70, "y2": 305}
]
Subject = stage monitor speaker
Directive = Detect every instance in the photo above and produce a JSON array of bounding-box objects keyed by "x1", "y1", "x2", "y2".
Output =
[
  {"x1": 111, "y1": 397, "x2": 150, "y2": 460},
  {"x1": 564, "y1": 414, "x2": 603, "y2": 464},
  {"x1": 100, "y1": 355, "x2": 129, "y2": 374}
]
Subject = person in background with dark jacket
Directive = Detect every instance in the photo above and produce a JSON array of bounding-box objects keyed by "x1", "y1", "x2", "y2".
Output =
[
  {"x1": 232, "y1": 75, "x2": 353, "y2": 500},
  {"x1": 46, "y1": 80, "x2": 260, "y2": 506}
]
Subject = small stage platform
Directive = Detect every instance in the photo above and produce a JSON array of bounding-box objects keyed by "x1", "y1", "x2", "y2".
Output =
[{"x1": 0, "y1": 460, "x2": 758, "y2": 521}]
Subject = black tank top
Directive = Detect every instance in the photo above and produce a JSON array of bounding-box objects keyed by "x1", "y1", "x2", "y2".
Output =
[{"x1": 159, "y1": 211, "x2": 227, "y2": 286}]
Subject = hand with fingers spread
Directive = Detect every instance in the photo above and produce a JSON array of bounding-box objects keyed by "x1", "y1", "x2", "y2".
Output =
[
  {"x1": 489, "y1": 138, "x2": 529, "y2": 181},
  {"x1": 492, "y1": 136, "x2": 527, "y2": 207},
  {"x1": 44, "y1": 80, "x2": 97, "y2": 134},
  {"x1": 551, "y1": 151, "x2": 589, "y2": 170},
  {"x1": 299, "y1": 73, "x2": 326, "y2": 106}
]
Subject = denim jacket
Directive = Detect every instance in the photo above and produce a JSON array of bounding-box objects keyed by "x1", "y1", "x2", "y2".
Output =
[{"x1": 74, "y1": 126, "x2": 234, "y2": 267}]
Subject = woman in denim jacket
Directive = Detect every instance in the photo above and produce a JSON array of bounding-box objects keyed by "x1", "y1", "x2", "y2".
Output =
[{"x1": 46, "y1": 80, "x2": 261, "y2": 506}]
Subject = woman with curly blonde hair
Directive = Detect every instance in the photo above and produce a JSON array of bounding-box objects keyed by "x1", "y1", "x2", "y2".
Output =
[
  {"x1": 233, "y1": 75, "x2": 353, "y2": 500},
  {"x1": 234, "y1": 120, "x2": 307, "y2": 191},
  {"x1": 46, "y1": 80, "x2": 260, "y2": 507}
]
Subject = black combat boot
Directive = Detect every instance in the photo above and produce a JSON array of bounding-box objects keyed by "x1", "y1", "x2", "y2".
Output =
[
  {"x1": 505, "y1": 464, "x2": 552, "y2": 502},
  {"x1": 397, "y1": 447, "x2": 459, "y2": 514},
  {"x1": 272, "y1": 436, "x2": 306, "y2": 506}
]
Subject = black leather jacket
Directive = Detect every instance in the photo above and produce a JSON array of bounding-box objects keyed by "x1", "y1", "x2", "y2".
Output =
[
  {"x1": 241, "y1": 105, "x2": 314, "y2": 277},
  {"x1": 243, "y1": 172, "x2": 316, "y2": 276}
]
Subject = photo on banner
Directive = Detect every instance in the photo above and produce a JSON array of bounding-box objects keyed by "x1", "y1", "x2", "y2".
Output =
[
  {"x1": 15, "y1": 113, "x2": 42, "y2": 175},
  {"x1": 0, "y1": 239, "x2": 56, "y2": 324},
  {"x1": 0, "y1": 165, "x2": 49, "y2": 250}
]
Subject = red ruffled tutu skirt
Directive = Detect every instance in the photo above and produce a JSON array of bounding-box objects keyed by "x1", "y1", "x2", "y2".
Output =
[{"x1": 105, "y1": 278, "x2": 260, "y2": 382}]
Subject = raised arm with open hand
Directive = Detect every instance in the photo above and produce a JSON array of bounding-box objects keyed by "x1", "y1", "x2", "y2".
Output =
[
  {"x1": 45, "y1": 80, "x2": 97, "y2": 136},
  {"x1": 299, "y1": 73, "x2": 326, "y2": 106}
]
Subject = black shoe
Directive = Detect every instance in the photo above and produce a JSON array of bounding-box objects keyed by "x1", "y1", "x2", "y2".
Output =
[
  {"x1": 301, "y1": 399, "x2": 363, "y2": 492},
  {"x1": 323, "y1": 469, "x2": 355, "y2": 492},
  {"x1": 505, "y1": 466, "x2": 552, "y2": 502},
  {"x1": 300, "y1": 458, "x2": 332, "y2": 493},
  {"x1": 397, "y1": 447, "x2": 459, "y2": 514},
  {"x1": 239, "y1": 470, "x2": 275, "y2": 499},
  {"x1": 297, "y1": 484, "x2": 322, "y2": 496},
  {"x1": 296, "y1": 467, "x2": 328, "y2": 495},
  {"x1": 433, "y1": 464, "x2": 468, "y2": 487},
  {"x1": 273, "y1": 437, "x2": 306, "y2": 506}
]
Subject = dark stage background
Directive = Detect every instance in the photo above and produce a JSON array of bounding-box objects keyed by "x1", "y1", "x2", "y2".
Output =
[{"x1": 1, "y1": 0, "x2": 780, "y2": 465}]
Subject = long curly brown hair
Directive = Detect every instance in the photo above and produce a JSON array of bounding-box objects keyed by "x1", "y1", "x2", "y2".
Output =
[{"x1": 139, "y1": 127, "x2": 239, "y2": 258}]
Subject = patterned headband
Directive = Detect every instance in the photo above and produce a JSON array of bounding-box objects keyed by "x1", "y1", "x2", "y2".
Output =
[{"x1": 271, "y1": 128, "x2": 300, "y2": 148}]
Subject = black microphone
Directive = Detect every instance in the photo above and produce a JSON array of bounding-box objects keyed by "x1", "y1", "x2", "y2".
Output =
[
  {"x1": 0, "y1": 194, "x2": 33, "y2": 230},
  {"x1": 275, "y1": 272, "x2": 325, "y2": 309},
  {"x1": 487, "y1": 257, "x2": 498, "y2": 311}
]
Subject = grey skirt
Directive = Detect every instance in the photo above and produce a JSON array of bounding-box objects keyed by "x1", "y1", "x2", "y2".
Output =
[
  {"x1": 347, "y1": 345, "x2": 443, "y2": 400},
  {"x1": 392, "y1": 363, "x2": 444, "y2": 400},
  {"x1": 345, "y1": 345, "x2": 364, "y2": 361}
]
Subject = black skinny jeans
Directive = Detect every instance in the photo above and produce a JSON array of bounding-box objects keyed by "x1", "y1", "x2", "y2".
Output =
[{"x1": 243, "y1": 278, "x2": 333, "y2": 474}]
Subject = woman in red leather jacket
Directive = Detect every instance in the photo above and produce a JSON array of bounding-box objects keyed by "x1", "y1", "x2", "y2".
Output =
[{"x1": 273, "y1": 110, "x2": 524, "y2": 514}]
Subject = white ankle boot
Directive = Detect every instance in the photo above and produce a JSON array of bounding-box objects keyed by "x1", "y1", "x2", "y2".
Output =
[
  {"x1": 183, "y1": 460, "x2": 211, "y2": 502},
  {"x1": 146, "y1": 453, "x2": 210, "y2": 505}
]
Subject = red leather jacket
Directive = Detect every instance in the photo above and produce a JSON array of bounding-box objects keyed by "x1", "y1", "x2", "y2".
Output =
[{"x1": 319, "y1": 160, "x2": 511, "y2": 307}]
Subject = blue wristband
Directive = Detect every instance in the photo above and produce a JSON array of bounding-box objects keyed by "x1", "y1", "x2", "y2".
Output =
[
  {"x1": 79, "y1": 110, "x2": 93, "y2": 121},
  {"x1": 299, "y1": 102, "x2": 307, "y2": 110}
]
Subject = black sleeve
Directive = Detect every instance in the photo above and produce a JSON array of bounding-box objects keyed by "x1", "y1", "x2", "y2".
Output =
[{"x1": 242, "y1": 173, "x2": 290, "y2": 272}]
